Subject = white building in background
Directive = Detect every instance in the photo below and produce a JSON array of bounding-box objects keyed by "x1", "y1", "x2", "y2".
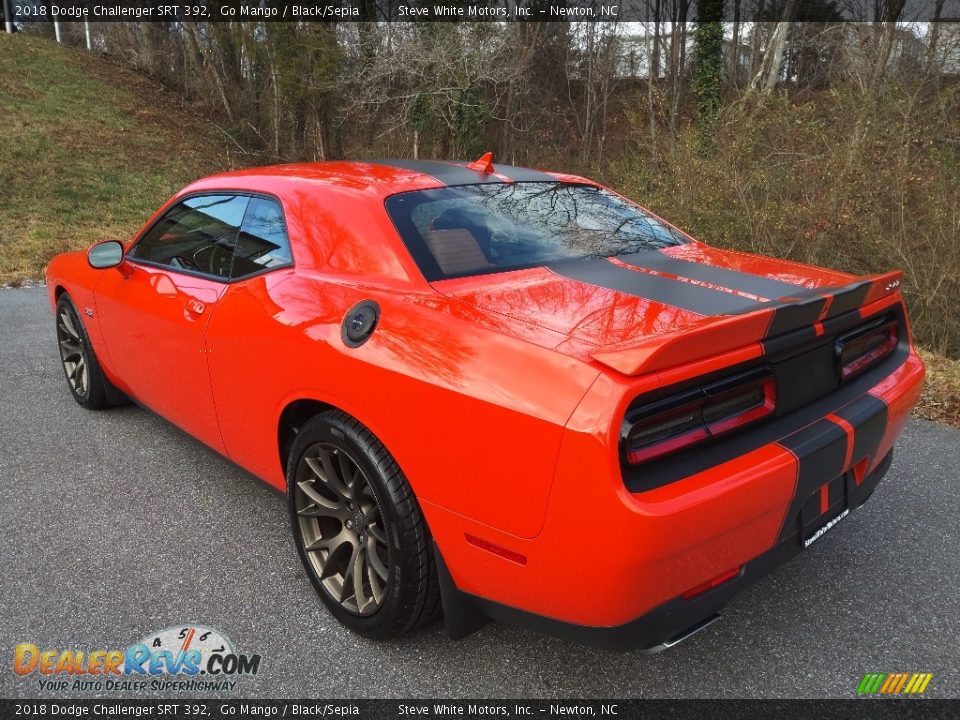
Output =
[
  {"x1": 617, "y1": 30, "x2": 751, "y2": 79},
  {"x1": 936, "y1": 21, "x2": 960, "y2": 75},
  {"x1": 614, "y1": 22, "x2": 960, "y2": 82}
]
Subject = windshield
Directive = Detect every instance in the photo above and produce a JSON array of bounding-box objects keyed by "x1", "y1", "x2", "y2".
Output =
[{"x1": 385, "y1": 182, "x2": 687, "y2": 281}]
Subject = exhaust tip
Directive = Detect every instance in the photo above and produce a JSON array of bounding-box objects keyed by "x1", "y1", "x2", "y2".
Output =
[{"x1": 644, "y1": 613, "x2": 721, "y2": 654}]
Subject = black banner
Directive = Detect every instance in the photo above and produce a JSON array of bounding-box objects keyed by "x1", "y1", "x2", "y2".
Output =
[
  {"x1": 2, "y1": 699, "x2": 960, "y2": 720},
  {"x1": 6, "y1": 0, "x2": 960, "y2": 23}
]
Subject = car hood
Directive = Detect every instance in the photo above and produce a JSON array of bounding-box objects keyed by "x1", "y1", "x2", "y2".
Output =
[{"x1": 432, "y1": 244, "x2": 901, "y2": 376}]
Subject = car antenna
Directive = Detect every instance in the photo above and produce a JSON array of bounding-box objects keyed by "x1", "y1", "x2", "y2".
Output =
[{"x1": 467, "y1": 152, "x2": 495, "y2": 174}]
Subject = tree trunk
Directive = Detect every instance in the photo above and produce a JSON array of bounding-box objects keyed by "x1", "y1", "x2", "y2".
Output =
[
  {"x1": 652, "y1": 2, "x2": 662, "y2": 79},
  {"x1": 925, "y1": 0, "x2": 946, "y2": 75},
  {"x1": 730, "y1": 0, "x2": 742, "y2": 86},
  {"x1": 693, "y1": 0, "x2": 724, "y2": 146},
  {"x1": 762, "y1": 12, "x2": 793, "y2": 92},
  {"x1": 869, "y1": 0, "x2": 906, "y2": 89},
  {"x1": 648, "y1": 17, "x2": 660, "y2": 167},
  {"x1": 667, "y1": 4, "x2": 689, "y2": 139},
  {"x1": 747, "y1": 0, "x2": 796, "y2": 94},
  {"x1": 184, "y1": 23, "x2": 234, "y2": 123},
  {"x1": 748, "y1": 0, "x2": 766, "y2": 79}
]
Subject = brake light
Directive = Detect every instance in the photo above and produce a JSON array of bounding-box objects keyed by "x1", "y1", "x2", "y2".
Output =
[
  {"x1": 624, "y1": 372, "x2": 776, "y2": 465},
  {"x1": 837, "y1": 318, "x2": 898, "y2": 380}
]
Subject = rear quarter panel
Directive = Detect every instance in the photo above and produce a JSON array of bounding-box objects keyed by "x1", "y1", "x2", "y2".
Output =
[{"x1": 206, "y1": 271, "x2": 601, "y2": 540}]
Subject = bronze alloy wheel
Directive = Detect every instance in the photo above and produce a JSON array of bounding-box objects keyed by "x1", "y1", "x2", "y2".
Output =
[
  {"x1": 286, "y1": 410, "x2": 440, "y2": 637},
  {"x1": 56, "y1": 302, "x2": 89, "y2": 398},
  {"x1": 293, "y1": 443, "x2": 391, "y2": 615},
  {"x1": 54, "y1": 295, "x2": 117, "y2": 410}
]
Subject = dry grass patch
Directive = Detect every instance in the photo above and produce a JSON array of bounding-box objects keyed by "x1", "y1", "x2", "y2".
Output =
[
  {"x1": 0, "y1": 34, "x2": 242, "y2": 284},
  {"x1": 915, "y1": 349, "x2": 960, "y2": 429}
]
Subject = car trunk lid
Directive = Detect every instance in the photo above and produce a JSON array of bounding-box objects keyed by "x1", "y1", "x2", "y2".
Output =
[{"x1": 432, "y1": 244, "x2": 903, "y2": 376}]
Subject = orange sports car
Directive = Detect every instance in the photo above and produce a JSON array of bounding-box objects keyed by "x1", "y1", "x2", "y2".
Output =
[{"x1": 45, "y1": 156, "x2": 924, "y2": 651}]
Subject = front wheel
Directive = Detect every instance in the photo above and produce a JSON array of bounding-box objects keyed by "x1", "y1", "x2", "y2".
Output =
[
  {"x1": 55, "y1": 294, "x2": 109, "y2": 409},
  {"x1": 287, "y1": 411, "x2": 440, "y2": 638}
]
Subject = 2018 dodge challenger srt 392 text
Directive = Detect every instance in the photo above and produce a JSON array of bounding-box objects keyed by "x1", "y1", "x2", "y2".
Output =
[{"x1": 45, "y1": 155, "x2": 924, "y2": 651}]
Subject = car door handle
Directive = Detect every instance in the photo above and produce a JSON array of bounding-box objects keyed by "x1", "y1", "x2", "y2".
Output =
[{"x1": 186, "y1": 300, "x2": 206, "y2": 315}]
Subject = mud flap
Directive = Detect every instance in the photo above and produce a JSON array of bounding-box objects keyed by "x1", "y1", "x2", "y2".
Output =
[{"x1": 433, "y1": 542, "x2": 490, "y2": 640}]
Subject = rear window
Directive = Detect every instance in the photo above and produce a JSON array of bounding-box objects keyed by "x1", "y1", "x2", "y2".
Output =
[{"x1": 385, "y1": 182, "x2": 686, "y2": 281}]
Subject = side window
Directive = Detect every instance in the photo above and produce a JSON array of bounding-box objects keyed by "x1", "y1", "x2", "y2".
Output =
[
  {"x1": 230, "y1": 197, "x2": 293, "y2": 279},
  {"x1": 129, "y1": 195, "x2": 249, "y2": 280}
]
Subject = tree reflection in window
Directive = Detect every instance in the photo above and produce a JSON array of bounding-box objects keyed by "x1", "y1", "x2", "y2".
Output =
[{"x1": 387, "y1": 182, "x2": 687, "y2": 281}]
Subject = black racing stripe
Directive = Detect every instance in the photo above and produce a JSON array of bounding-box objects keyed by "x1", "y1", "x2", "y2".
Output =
[
  {"x1": 824, "y1": 280, "x2": 871, "y2": 318},
  {"x1": 623, "y1": 303, "x2": 909, "y2": 494},
  {"x1": 547, "y1": 258, "x2": 759, "y2": 316},
  {"x1": 368, "y1": 159, "x2": 502, "y2": 186},
  {"x1": 763, "y1": 292, "x2": 828, "y2": 337},
  {"x1": 760, "y1": 280, "x2": 870, "y2": 340},
  {"x1": 776, "y1": 419, "x2": 849, "y2": 542},
  {"x1": 618, "y1": 249, "x2": 807, "y2": 300},
  {"x1": 834, "y1": 394, "x2": 888, "y2": 466},
  {"x1": 761, "y1": 324, "x2": 820, "y2": 356},
  {"x1": 491, "y1": 164, "x2": 558, "y2": 182},
  {"x1": 820, "y1": 306, "x2": 865, "y2": 335}
]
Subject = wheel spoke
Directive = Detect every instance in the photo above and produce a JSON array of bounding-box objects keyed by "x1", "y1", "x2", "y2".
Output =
[
  {"x1": 366, "y1": 534, "x2": 389, "y2": 580},
  {"x1": 305, "y1": 452, "x2": 352, "y2": 500},
  {"x1": 367, "y1": 559, "x2": 385, "y2": 605},
  {"x1": 75, "y1": 357, "x2": 87, "y2": 394},
  {"x1": 338, "y1": 452, "x2": 357, "y2": 492},
  {"x1": 339, "y1": 545, "x2": 358, "y2": 603},
  {"x1": 297, "y1": 503, "x2": 347, "y2": 520},
  {"x1": 60, "y1": 309, "x2": 80, "y2": 339},
  {"x1": 305, "y1": 527, "x2": 353, "y2": 554},
  {"x1": 367, "y1": 524, "x2": 387, "y2": 545},
  {"x1": 352, "y1": 547, "x2": 370, "y2": 612},
  {"x1": 297, "y1": 481, "x2": 348, "y2": 519},
  {"x1": 59, "y1": 338, "x2": 81, "y2": 356}
]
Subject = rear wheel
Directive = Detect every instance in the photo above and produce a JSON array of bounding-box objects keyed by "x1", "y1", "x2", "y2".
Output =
[
  {"x1": 287, "y1": 411, "x2": 440, "y2": 638},
  {"x1": 55, "y1": 295, "x2": 109, "y2": 409}
]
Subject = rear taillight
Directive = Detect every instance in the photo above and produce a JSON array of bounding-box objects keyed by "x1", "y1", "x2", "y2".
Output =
[
  {"x1": 836, "y1": 317, "x2": 899, "y2": 381},
  {"x1": 623, "y1": 371, "x2": 776, "y2": 465}
]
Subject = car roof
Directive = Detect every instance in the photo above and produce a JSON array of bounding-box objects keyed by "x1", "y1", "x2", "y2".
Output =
[{"x1": 185, "y1": 160, "x2": 587, "y2": 200}]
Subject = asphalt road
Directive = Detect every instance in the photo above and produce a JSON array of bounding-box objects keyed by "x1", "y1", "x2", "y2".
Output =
[{"x1": 1, "y1": 285, "x2": 957, "y2": 700}]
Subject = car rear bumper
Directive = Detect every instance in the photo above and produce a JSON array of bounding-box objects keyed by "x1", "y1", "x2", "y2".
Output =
[
  {"x1": 436, "y1": 449, "x2": 893, "y2": 651},
  {"x1": 428, "y1": 343, "x2": 924, "y2": 648}
]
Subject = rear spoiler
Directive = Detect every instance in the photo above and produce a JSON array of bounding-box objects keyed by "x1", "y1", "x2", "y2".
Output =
[{"x1": 590, "y1": 271, "x2": 904, "y2": 377}]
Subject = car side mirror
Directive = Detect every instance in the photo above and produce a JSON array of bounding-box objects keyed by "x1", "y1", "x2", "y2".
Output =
[{"x1": 87, "y1": 240, "x2": 124, "y2": 269}]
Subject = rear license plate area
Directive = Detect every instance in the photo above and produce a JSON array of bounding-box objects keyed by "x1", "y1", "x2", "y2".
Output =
[{"x1": 799, "y1": 472, "x2": 854, "y2": 547}]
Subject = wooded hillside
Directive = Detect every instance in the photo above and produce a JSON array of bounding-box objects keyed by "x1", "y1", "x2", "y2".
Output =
[{"x1": 2, "y1": 20, "x2": 959, "y2": 422}]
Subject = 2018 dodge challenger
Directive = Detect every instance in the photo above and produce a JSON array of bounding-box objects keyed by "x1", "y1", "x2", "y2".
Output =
[{"x1": 45, "y1": 156, "x2": 924, "y2": 651}]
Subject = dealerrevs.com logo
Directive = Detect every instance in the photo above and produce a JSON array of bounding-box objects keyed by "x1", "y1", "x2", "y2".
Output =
[{"x1": 13, "y1": 625, "x2": 261, "y2": 693}]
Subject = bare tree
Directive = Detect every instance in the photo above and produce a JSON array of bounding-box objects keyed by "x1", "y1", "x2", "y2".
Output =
[
  {"x1": 750, "y1": 0, "x2": 797, "y2": 93},
  {"x1": 869, "y1": 0, "x2": 907, "y2": 89}
]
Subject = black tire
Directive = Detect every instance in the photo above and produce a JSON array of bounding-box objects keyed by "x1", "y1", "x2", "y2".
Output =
[
  {"x1": 286, "y1": 410, "x2": 440, "y2": 638},
  {"x1": 55, "y1": 294, "x2": 110, "y2": 410}
]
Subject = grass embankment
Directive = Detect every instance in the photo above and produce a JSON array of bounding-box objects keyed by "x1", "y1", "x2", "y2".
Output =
[
  {"x1": 916, "y1": 350, "x2": 960, "y2": 427},
  {"x1": 0, "y1": 33, "x2": 957, "y2": 426},
  {"x1": 0, "y1": 33, "x2": 235, "y2": 284}
]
